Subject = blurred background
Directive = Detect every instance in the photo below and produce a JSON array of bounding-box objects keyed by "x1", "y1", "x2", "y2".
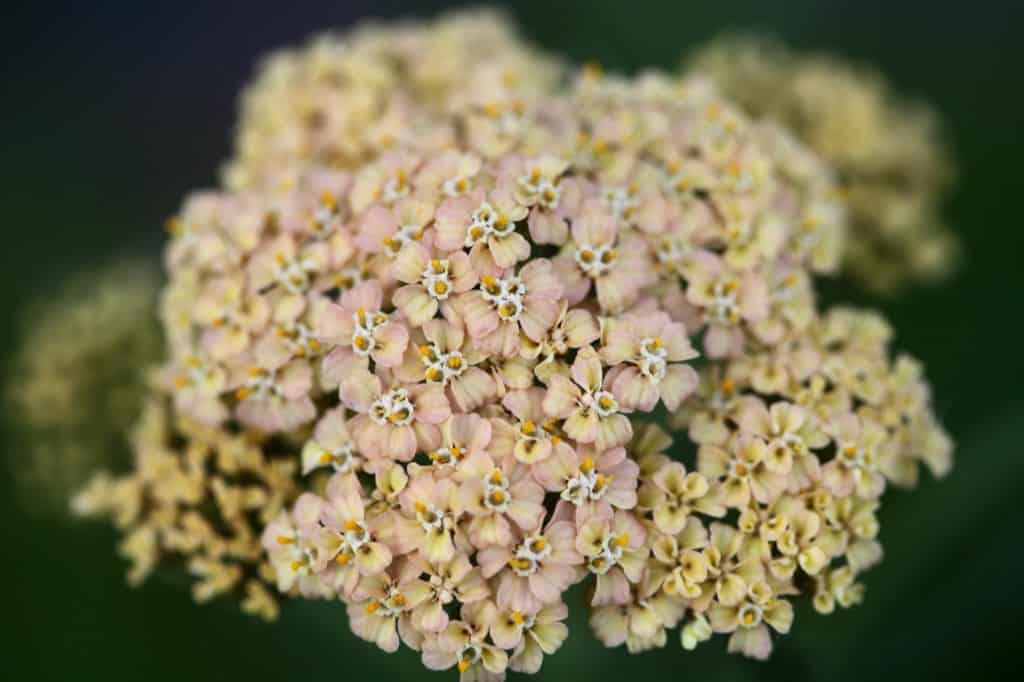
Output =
[{"x1": 3, "y1": 1, "x2": 1022, "y2": 680}]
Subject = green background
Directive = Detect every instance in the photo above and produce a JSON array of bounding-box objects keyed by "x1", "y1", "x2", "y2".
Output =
[{"x1": 3, "y1": 1, "x2": 1022, "y2": 680}]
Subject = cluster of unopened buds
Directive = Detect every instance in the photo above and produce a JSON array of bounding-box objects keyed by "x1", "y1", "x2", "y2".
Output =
[{"x1": 75, "y1": 10, "x2": 952, "y2": 679}]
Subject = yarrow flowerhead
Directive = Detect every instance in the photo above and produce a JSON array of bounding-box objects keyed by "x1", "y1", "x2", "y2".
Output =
[{"x1": 71, "y1": 8, "x2": 954, "y2": 677}]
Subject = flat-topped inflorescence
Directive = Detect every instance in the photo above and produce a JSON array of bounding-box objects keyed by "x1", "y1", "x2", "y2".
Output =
[{"x1": 74, "y1": 9, "x2": 952, "y2": 677}]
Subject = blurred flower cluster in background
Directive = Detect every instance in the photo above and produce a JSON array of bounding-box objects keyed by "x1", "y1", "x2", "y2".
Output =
[
  {"x1": 5, "y1": 261, "x2": 161, "y2": 514},
  {"x1": 689, "y1": 36, "x2": 958, "y2": 293}
]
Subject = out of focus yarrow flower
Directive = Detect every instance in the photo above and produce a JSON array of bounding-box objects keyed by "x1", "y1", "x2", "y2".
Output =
[
  {"x1": 689, "y1": 35, "x2": 958, "y2": 293},
  {"x1": 67, "y1": 8, "x2": 954, "y2": 676},
  {"x1": 6, "y1": 261, "x2": 161, "y2": 515}
]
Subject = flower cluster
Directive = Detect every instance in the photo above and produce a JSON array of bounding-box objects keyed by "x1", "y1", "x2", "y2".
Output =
[
  {"x1": 224, "y1": 8, "x2": 563, "y2": 190},
  {"x1": 689, "y1": 35, "x2": 958, "y2": 293},
  {"x1": 73, "y1": 9, "x2": 953, "y2": 678},
  {"x1": 662, "y1": 305, "x2": 952, "y2": 656},
  {"x1": 73, "y1": 392, "x2": 298, "y2": 621},
  {"x1": 6, "y1": 260, "x2": 161, "y2": 515}
]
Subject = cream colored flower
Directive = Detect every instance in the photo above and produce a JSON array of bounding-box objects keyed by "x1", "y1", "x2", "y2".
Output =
[{"x1": 71, "y1": 11, "x2": 957, "y2": 673}]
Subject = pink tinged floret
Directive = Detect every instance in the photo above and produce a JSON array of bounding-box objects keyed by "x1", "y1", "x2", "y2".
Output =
[
  {"x1": 356, "y1": 205, "x2": 397, "y2": 254},
  {"x1": 433, "y1": 192, "x2": 478, "y2": 252},
  {"x1": 233, "y1": 360, "x2": 317, "y2": 433},
  {"x1": 411, "y1": 384, "x2": 452, "y2": 424},
  {"x1": 373, "y1": 322, "x2": 410, "y2": 367}
]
